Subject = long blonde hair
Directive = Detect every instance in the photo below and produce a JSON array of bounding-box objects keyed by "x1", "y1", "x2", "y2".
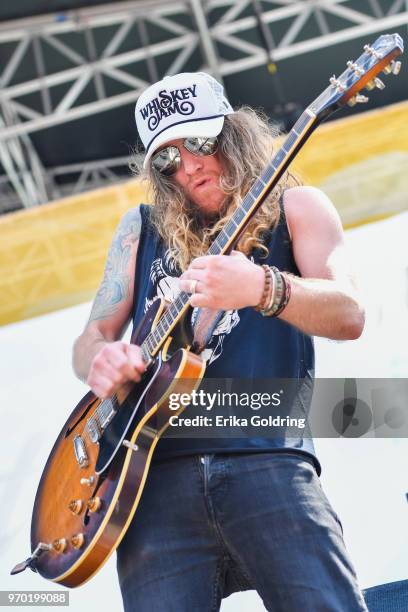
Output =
[{"x1": 133, "y1": 106, "x2": 300, "y2": 271}]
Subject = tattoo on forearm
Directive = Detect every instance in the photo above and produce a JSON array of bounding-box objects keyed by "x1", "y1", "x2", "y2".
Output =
[{"x1": 89, "y1": 207, "x2": 142, "y2": 322}]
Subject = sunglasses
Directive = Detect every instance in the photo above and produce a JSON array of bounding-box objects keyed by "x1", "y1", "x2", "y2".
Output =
[{"x1": 151, "y1": 136, "x2": 218, "y2": 176}]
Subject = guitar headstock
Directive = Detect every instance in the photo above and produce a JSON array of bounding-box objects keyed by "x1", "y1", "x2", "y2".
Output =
[{"x1": 310, "y1": 33, "x2": 404, "y2": 119}]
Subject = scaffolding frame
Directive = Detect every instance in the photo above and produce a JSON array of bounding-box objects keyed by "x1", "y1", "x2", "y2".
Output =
[{"x1": 0, "y1": 0, "x2": 407, "y2": 211}]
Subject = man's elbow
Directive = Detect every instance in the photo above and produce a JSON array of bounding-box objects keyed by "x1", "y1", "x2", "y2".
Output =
[
  {"x1": 72, "y1": 335, "x2": 86, "y2": 381},
  {"x1": 342, "y1": 304, "x2": 365, "y2": 340}
]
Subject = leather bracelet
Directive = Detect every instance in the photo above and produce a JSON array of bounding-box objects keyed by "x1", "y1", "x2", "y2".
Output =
[
  {"x1": 265, "y1": 268, "x2": 277, "y2": 312},
  {"x1": 273, "y1": 271, "x2": 291, "y2": 317},
  {"x1": 255, "y1": 266, "x2": 292, "y2": 318},
  {"x1": 261, "y1": 267, "x2": 283, "y2": 317}
]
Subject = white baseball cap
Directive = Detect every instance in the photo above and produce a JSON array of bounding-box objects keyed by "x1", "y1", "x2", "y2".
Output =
[{"x1": 135, "y1": 72, "x2": 234, "y2": 168}]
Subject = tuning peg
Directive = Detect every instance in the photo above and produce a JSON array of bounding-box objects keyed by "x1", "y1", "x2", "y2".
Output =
[
  {"x1": 348, "y1": 94, "x2": 369, "y2": 106},
  {"x1": 356, "y1": 94, "x2": 369, "y2": 103},
  {"x1": 363, "y1": 44, "x2": 382, "y2": 60},
  {"x1": 383, "y1": 60, "x2": 402, "y2": 75},
  {"x1": 346, "y1": 60, "x2": 364, "y2": 76},
  {"x1": 329, "y1": 75, "x2": 346, "y2": 92},
  {"x1": 365, "y1": 77, "x2": 385, "y2": 91},
  {"x1": 391, "y1": 60, "x2": 401, "y2": 75}
]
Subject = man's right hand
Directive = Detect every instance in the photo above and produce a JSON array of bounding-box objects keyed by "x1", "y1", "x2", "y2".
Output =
[{"x1": 87, "y1": 341, "x2": 146, "y2": 399}]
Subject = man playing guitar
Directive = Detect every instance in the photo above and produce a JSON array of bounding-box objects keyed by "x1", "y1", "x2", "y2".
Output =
[{"x1": 72, "y1": 72, "x2": 367, "y2": 611}]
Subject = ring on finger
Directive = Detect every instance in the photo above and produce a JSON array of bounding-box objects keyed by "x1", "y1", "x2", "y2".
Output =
[{"x1": 189, "y1": 279, "x2": 198, "y2": 294}]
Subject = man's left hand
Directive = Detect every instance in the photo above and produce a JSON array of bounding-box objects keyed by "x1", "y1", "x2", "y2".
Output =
[{"x1": 179, "y1": 251, "x2": 264, "y2": 310}]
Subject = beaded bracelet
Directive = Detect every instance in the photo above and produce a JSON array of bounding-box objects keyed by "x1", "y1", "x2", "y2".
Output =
[
  {"x1": 254, "y1": 265, "x2": 292, "y2": 317},
  {"x1": 254, "y1": 265, "x2": 273, "y2": 312},
  {"x1": 261, "y1": 267, "x2": 291, "y2": 317}
]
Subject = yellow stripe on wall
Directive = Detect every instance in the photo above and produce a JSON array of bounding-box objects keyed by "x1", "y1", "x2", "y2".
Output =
[
  {"x1": 1, "y1": 101, "x2": 407, "y2": 326},
  {"x1": 292, "y1": 100, "x2": 408, "y2": 227},
  {"x1": 0, "y1": 181, "x2": 147, "y2": 326},
  {"x1": 294, "y1": 100, "x2": 408, "y2": 183}
]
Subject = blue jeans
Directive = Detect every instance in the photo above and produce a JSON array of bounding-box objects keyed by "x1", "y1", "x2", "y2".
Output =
[{"x1": 117, "y1": 451, "x2": 367, "y2": 611}]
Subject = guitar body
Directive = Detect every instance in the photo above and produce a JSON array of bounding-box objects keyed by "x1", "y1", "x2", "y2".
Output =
[{"x1": 30, "y1": 298, "x2": 205, "y2": 587}]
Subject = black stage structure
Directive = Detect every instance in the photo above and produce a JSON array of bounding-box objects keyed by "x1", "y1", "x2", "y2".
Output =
[{"x1": 0, "y1": 0, "x2": 406, "y2": 213}]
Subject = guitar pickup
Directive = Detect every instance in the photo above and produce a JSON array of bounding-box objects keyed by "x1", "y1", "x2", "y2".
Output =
[{"x1": 73, "y1": 435, "x2": 89, "y2": 468}]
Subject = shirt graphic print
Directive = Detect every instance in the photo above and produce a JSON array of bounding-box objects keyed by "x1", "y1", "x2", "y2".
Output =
[{"x1": 143, "y1": 248, "x2": 240, "y2": 365}]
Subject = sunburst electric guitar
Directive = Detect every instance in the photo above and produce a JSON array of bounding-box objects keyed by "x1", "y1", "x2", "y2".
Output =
[{"x1": 12, "y1": 33, "x2": 403, "y2": 587}]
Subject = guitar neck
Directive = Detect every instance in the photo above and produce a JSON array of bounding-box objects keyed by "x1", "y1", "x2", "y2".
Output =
[
  {"x1": 139, "y1": 107, "x2": 319, "y2": 361},
  {"x1": 207, "y1": 108, "x2": 318, "y2": 256}
]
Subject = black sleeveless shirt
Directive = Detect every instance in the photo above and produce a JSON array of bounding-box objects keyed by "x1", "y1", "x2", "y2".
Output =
[{"x1": 132, "y1": 203, "x2": 321, "y2": 474}]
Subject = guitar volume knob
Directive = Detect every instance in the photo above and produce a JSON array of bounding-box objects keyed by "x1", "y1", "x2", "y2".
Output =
[
  {"x1": 71, "y1": 533, "x2": 85, "y2": 549},
  {"x1": 68, "y1": 500, "x2": 83, "y2": 515},
  {"x1": 80, "y1": 476, "x2": 95, "y2": 486},
  {"x1": 52, "y1": 538, "x2": 67, "y2": 554},
  {"x1": 87, "y1": 497, "x2": 102, "y2": 513}
]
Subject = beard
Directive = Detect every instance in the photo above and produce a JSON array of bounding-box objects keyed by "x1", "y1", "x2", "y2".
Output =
[{"x1": 185, "y1": 194, "x2": 230, "y2": 231}]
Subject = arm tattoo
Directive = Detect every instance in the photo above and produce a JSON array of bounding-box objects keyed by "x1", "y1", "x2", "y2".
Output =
[{"x1": 88, "y1": 207, "x2": 142, "y2": 322}]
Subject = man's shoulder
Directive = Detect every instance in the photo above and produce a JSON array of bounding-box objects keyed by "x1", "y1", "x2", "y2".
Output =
[
  {"x1": 283, "y1": 186, "x2": 342, "y2": 240},
  {"x1": 121, "y1": 204, "x2": 145, "y2": 220},
  {"x1": 283, "y1": 186, "x2": 330, "y2": 211},
  {"x1": 112, "y1": 205, "x2": 145, "y2": 244},
  {"x1": 283, "y1": 186, "x2": 337, "y2": 223},
  {"x1": 118, "y1": 204, "x2": 148, "y2": 230},
  {"x1": 283, "y1": 185, "x2": 340, "y2": 238}
]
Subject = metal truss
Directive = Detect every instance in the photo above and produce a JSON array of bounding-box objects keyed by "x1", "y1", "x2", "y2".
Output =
[
  {"x1": 0, "y1": 102, "x2": 57, "y2": 210},
  {"x1": 0, "y1": 0, "x2": 407, "y2": 211},
  {"x1": 0, "y1": 154, "x2": 140, "y2": 213}
]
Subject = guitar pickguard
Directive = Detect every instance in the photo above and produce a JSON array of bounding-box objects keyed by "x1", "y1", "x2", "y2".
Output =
[{"x1": 95, "y1": 355, "x2": 162, "y2": 474}]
